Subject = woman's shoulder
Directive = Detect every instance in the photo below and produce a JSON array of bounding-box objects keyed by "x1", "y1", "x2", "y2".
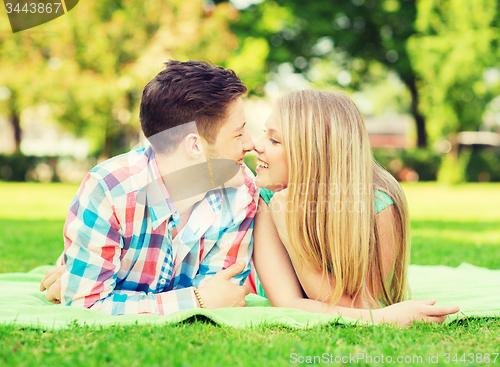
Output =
[
  {"x1": 261, "y1": 188, "x2": 393, "y2": 211},
  {"x1": 261, "y1": 188, "x2": 394, "y2": 213},
  {"x1": 374, "y1": 190, "x2": 394, "y2": 214},
  {"x1": 259, "y1": 188, "x2": 275, "y2": 206}
]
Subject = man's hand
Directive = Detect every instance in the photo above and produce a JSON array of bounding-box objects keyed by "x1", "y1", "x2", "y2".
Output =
[
  {"x1": 39, "y1": 265, "x2": 65, "y2": 304},
  {"x1": 196, "y1": 260, "x2": 251, "y2": 309},
  {"x1": 375, "y1": 299, "x2": 460, "y2": 327}
]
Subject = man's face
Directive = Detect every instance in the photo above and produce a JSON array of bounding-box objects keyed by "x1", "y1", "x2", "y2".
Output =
[{"x1": 203, "y1": 97, "x2": 254, "y2": 188}]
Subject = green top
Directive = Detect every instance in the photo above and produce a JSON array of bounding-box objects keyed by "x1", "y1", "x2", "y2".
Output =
[
  {"x1": 260, "y1": 188, "x2": 394, "y2": 213},
  {"x1": 255, "y1": 188, "x2": 394, "y2": 298}
]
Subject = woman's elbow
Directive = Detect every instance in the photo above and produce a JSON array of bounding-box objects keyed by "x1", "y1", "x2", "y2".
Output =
[{"x1": 268, "y1": 296, "x2": 298, "y2": 309}]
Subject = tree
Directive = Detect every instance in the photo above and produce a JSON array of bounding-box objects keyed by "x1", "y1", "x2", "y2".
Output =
[
  {"x1": 0, "y1": 27, "x2": 54, "y2": 152},
  {"x1": 407, "y1": 0, "x2": 500, "y2": 142},
  {"x1": 229, "y1": 0, "x2": 430, "y2": 146},
  {"x1": 48, "y1": 0, "x2": 241, "y2": 158},
  {"x1": 1, "y1": 0, "x2": 240, "y2": 158}
]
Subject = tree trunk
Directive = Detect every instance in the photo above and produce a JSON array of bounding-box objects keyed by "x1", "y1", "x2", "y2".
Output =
[
  {"x1": 405, "y1": 78, "x2": 427, "y2": 148},
  {"x1": 103, "y1": 128, "x2": 112, "y2": 160},
  {"x1": 10, "y1": 112, "x2": 21, "y2": 152},
  {"x1": 8, "y1": 91, "x2": 21, "y2": 152}
]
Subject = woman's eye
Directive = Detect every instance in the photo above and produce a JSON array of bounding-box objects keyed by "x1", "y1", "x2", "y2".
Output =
[{"x1": 270, "y1": 138, "x2": 280, "y2": 145}]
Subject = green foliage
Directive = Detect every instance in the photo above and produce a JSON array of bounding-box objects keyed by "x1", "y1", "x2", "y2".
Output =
[
  {"x1": 230, "y1": 0, "x2": 433, "y2": 147},
  {"x1": 0, "y1": 155, "x2": 89, "y2": 182},
  {"x1": 0, "y1": 0, "x2": 241, "y2": 157},
  {"x1": 373, "y1": 146, "x2": 500, "y2": 183},
  {"x1": 0, "y1": 154, "x2": 36, "y2": 182},
  {"x1": 407, "y1": 0, "x2": 500, "y2": 142},
  {"x1": 437, "y1": 151, "x2": 470, "y2": 185},
  {"x1": 373, "y1": 148, "x2": 441, "y2": 181},
  {"x1": 232, "y1": 0, "x2": 419, "y2": 90},
  {"x1": 243, "y1": 153, "x2": 257, "y2": 175},
  {"x1": 232, "y1": 0, "x2": 500, "y2": 148},
  {"x1": 226, "y1": 37, "x2": 270, "y2": 94},
  {"x1": 465, "y1": 148, "x2": 500, "y2": 182}
]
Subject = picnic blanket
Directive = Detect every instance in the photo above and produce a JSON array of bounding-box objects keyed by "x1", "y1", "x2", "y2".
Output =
[{"x1": 0, "y1": 263, "x2": 499, "y2": 330}]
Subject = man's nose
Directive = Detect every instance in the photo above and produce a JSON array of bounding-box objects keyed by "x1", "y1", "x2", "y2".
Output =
[{"x1": 242, "y1": 133, "x2": 254, "y2": 152}]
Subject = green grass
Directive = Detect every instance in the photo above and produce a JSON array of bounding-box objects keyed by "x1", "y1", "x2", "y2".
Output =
[
  {"x1": 0, "y1": 182, "x2": 78, "y2": 273},
  {"x1": 402, "y1": 183, "x2": 500, "y2": 269},
  {"x1": 0, "y1": 219, "x2": 65, "y2": 273},
  {"x1": 1, "y1": 320, "x2": 499, "y2": 367},
  {"x1": 1, "y1": 182, "x2": 499, "y2": 366}
]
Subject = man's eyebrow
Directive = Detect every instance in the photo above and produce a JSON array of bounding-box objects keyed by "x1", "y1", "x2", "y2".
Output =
[{"x1": 235, "y1": 121, "x2": 246, "y2": 131}]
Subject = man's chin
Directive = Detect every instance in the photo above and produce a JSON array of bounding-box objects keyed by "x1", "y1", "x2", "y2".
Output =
[{"x1": 221, "y1": 169, "x2": 246, "y2": 189}]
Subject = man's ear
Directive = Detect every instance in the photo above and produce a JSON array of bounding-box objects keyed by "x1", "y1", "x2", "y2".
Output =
[{"x1": 183, "y1": 133, "x2": 204, "y2": 159}]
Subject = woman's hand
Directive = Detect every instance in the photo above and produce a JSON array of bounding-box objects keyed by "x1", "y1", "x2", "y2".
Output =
[{"x1": 371, "y1": 299, "x2": 460, "y2": 327}]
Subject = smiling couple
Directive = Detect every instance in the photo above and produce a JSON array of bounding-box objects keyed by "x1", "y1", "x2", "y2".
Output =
[{"x1": 40, "y1": 60, "x2": 459, "y2": 326}]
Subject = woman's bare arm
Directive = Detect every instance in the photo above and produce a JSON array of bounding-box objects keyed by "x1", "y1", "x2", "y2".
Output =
[
  {"x1": 254, "y1": 194, "x2": 459, "y2": 326},
  {"x1": 253, "y1": 197, "x2": 305, "y2": 306},
  {"x1": 368, "y1": 204, "x2": 399, "y2": 299},
  {"x1": 262, "y1": 191, "x2": 363, "y2": 307}
]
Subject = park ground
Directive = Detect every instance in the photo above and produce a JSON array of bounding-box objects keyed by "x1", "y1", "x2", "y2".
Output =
[{"x1": 0, "y1": 182, "x2": 499, "y2": 366}]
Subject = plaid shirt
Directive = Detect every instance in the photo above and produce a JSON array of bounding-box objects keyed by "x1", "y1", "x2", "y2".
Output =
[{"x1": 60, "y1": 146, "x2": 258, "y2": 315}]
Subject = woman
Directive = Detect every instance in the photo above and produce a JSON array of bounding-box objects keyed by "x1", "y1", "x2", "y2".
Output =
[{"x1": 251, "y1": 90, "x2": 459, "y2": 326}]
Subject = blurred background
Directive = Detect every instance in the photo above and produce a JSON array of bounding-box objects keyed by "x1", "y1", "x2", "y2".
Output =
[{"x1": 1, "y1": 0, "x2": 500, "y2": 184}]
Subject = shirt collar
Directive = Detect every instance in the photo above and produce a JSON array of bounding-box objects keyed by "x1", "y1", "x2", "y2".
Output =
[{"x1": 144, "y1": 146, "x2": 224, "y2": 231}]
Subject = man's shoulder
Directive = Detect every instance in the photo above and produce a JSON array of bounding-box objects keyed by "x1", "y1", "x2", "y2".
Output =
[
  {"x1": 87, "y1": 147, "x2": 150, "y2": 196},
  {"x1": 91, "y1": 147, "x2": 147, "y2": 174}
]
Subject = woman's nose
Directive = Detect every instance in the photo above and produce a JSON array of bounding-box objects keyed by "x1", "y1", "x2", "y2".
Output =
[{"x1": 253, "y1": 138, "x2": 264, "y2": 154}]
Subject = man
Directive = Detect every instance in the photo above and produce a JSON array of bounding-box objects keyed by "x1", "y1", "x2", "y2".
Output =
[{"x1": 40, "y1": 60, "x2": 258, "y2": 315}]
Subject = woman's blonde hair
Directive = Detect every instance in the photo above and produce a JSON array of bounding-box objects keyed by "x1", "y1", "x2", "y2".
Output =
[{"x1": 278, "y1": 90, "x2": 410, "y2": 308}]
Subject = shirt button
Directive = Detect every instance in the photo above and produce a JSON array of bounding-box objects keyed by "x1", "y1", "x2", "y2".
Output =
[{"x1": 160, "y1": 279, "x2": 166, "y2": 285}]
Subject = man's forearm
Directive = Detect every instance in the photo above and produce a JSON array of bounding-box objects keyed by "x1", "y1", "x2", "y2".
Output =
[{"x1": 65, "y1": 287, "x2": 200, "y2": 316}]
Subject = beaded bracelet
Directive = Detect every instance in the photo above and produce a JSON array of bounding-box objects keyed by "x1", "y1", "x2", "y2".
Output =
[{"x1": 193, "y1": 287, "x2": 205, "y2": 308}]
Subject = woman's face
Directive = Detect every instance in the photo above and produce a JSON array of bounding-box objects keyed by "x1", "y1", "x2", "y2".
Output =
[{"x1": 253, "y1": 110, "x2": 289, "y2": 191}]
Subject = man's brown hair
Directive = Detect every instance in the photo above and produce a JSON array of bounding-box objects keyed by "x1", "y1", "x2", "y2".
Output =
[{"x1": 140, "y1": 60, "x2": 247, "y2": 153}]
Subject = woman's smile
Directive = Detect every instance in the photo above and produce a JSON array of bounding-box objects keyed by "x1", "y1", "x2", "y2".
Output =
[
  {"x1": 253, "y1": 110, "x2": 289, "y2": 191},
  {"x1": 256, "y1": 158, "x2": 269, "y2": 170}
]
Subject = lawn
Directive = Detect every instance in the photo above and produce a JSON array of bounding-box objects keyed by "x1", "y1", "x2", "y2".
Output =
[{"x1": 0, "y1": 182, "x2": 499, "y2": 367}]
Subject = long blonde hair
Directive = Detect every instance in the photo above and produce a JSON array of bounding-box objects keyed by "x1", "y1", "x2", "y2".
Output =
[{"x1": 278, "y1": 90, "x2": 410, "y2": 308}]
